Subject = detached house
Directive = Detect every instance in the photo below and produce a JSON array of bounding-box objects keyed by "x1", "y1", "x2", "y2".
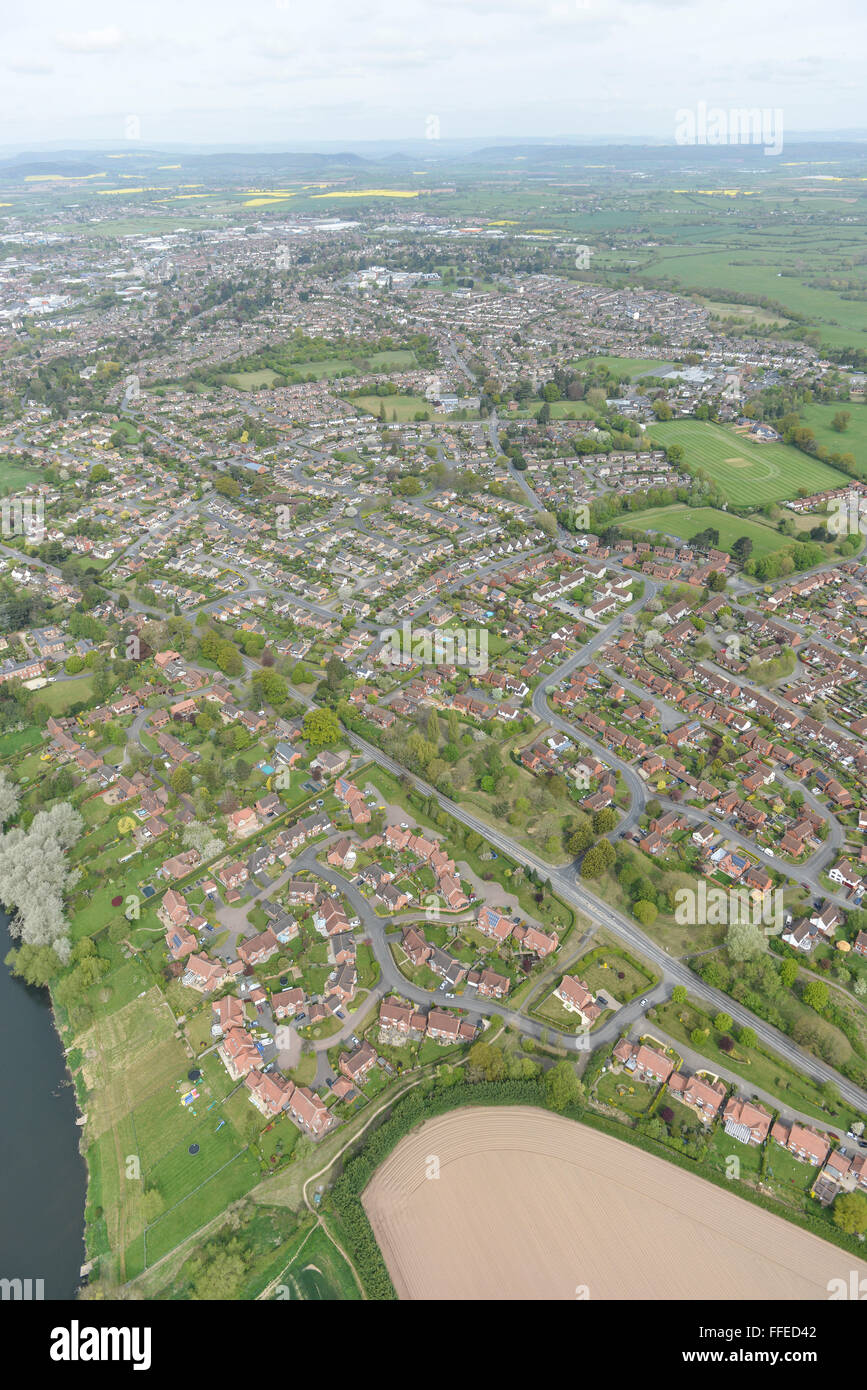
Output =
[{"x1": 554, "y1": 975, "x2": 602, "y2": 1026}]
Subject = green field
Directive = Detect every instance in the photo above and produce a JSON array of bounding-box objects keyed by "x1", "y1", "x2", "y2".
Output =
[
  {"x1": 573, "y1": 356, "x2": 678, "y2": 379},
  {"x1": 0, "y1": 457, "x2": 43, "y2": 495},
  {"x1": 627, "y1": 234, "x2": 867, "y2": 354},
  {"x1": 620, "y1": 504, "x2": 793, "y2": 559},
  {"x1": 277, "y1": 1225, "x2": 360, "y2": 1300},
  {"x1": 648, "y1": 420, "x2": 848, "y2": 505},
  {"x1": 352, "y1": 395, "x2": 447, "y2": 422},
  {"x1": 224, "y1": 350, "x2": 416, "y2": 390},
  {"x1": 799, "y1": 402, "x2": 867, "y2": 479},
  {"x1": 35, "y1": 675, "x2": 97, "y2": 714}
]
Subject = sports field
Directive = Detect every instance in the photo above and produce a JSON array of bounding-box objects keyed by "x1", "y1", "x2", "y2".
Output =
[
  {"x1": 364, "y1": 1107, "x2": 867, "y2": 1300},
  {"x1": 648, "y1": 421, "x2": 847, "y2": 506},
  {"x1": 620, "y1": 505, "x2": 790, "y2": 559}
]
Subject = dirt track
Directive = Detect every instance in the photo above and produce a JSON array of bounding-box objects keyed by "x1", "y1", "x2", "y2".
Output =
[{"x1": 363, "y1": 1107, "x2": 867, "y2": 1300}]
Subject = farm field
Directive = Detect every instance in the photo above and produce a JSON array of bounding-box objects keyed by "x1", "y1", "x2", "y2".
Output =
[
  {"x1": 619, "y1": 504, "x2": 791, "y2": 559},
  {"x1": 630, "y1": 235, "x2": 867, "y2": 353},
  {"x1": 647, "y1": 420, "x2": 848, "y2": 506},
  {"x1": 363, "y1": 1107, "x2": 867, "y2": 1300}
]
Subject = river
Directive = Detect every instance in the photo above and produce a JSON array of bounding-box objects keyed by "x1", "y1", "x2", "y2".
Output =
[{"x1": 0, "y1": 910, "x2": 87, "y2": 1299}]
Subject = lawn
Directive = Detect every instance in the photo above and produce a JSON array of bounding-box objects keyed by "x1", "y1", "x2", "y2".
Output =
[
  {"x1": 595, "y1": 1069, "x2": 655, "y2": 1114},
  {"x1": 0, "y1": 725, "x2": 42, "y2": 758},
  {"x1": 575, "y1": 944, "x2": 656, "y2": 1002},
  {"x1": 37, "y1": 675, "x2": 97, "y2": 714},
  {"x1": 647, "y1": 420, "x2": 848, "y2": 506},
  {"x1": 531, "y1": 991, "x2": 584, "y2": 1033}
]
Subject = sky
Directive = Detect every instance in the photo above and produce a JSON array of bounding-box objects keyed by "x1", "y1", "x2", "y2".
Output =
[{"x1": 2, "y1": 0, "x2": 866, "y2": 149}]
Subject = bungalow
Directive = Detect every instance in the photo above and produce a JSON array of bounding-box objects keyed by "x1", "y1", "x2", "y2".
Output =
[
  {"x1": 228, "y1": 807, "x2": 260, "y2": 839},
  {"x1": 313, "y1": 749, "x2": 351, "y2": 777},
  {"x1": 160, "y1": 848, "x2": 201, "y2": 881}
]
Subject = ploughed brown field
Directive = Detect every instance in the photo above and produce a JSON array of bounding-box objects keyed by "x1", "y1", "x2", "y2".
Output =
[{"x1": 363, "y1": 1107, "x2": 867, "y2": 1300}]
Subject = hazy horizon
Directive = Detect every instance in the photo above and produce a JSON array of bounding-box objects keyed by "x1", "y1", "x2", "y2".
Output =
[{"x1": 3, "y1": 0, "x2": 865, "y2": 148}]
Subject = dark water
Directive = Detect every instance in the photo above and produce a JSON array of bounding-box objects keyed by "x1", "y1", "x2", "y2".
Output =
[{"x1": 0, "y1": 910, "x2": 87, "y2": 1299}]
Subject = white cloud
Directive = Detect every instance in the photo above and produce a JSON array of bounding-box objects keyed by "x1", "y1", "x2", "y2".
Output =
[
  {"x1": 7, "y1": 61, "x2": 54, "y2": 75},
  {"x1": 55, "y1": 27, "x2": 127, "y2": 54}
]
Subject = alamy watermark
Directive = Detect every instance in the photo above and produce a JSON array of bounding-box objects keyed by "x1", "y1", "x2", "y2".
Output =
[
  {"x1": 1, "y1": 498, "x2": 45, "y2": 543},
  {"x1": 381, "y1": 620, "x2": 489, "y2": 675},
  {"x1": 827, "y1": 490, "x2": 867, "y2": 538},
  {"x1": 0, "y1": 1277, "x2": 44, "y2": 1300},
  {"x1": 675, "y1": 102, "x2": 784, "y2": 157},
  {"x1": 673, "y1": 883, "x2": 784, "y2": 936},
  {"x1": 828, "y1": 1272, "x2": 867, "y2": 1300}
]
